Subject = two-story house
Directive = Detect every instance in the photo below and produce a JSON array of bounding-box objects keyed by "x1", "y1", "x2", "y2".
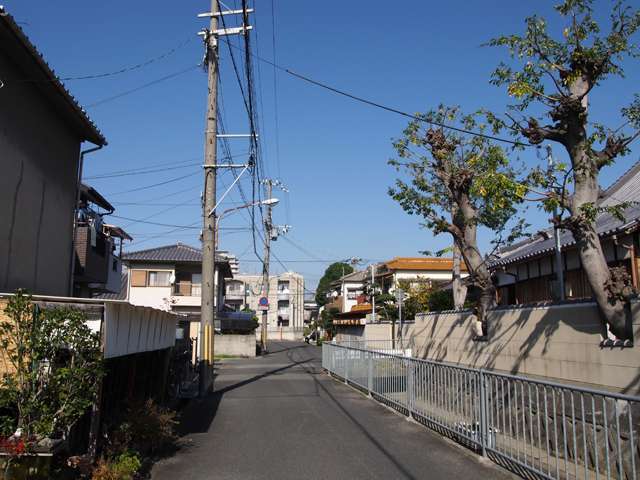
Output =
[
  {"x1": 0, "y1": 7, "x2": 107, "y2": 296},
  {"x1": 122, "y1": 243, "x2": 236, "y2": 361},
  {"x1": 123, "y1": 243, "x2": 233, "y2": 315}
]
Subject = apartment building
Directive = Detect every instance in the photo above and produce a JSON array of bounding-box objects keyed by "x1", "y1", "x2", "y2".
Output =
[{"x1": 225, "y1": 272, "x2": 305, "y2": 340}]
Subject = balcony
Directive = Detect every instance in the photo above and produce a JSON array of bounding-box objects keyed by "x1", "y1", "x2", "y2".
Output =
[
  {"x1": 226, "y1": 290, "x2": 244, "y2": 301},
  {"x1": 277, "y1": 289, "x2": 290, "y2": 301},
  {"x1": 174, "y1": 282, "x2": 202, "y2": 297},
  {"x1": 171, "y1": 282, "x2": 202, "y2": 307},
  {"x1": 74, "y1": 225, "x2": 112, "y2": 284}
]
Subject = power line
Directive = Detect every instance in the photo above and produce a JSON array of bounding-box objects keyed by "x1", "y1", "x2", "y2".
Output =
[
  {"x1": 108, "y1": 171, "x2": 200, "y2": 195},
  {"x1": 113, "y1": 201, "x2": 200, "y2": 207},
  {"x1": 85, "y1": 160, "x2": 200, "y2": 180},
  {"x1": 110, "y1": 214, "x2": 252, "y2": 230},
  {"x1": 85, "y1": 152, "x2": 248, "y2": 180},
  {"x1": 60, "y1": 37, "x2": 196, "y2": 80},
  {"x1": 85, "y1": 64, "x2": 201, "y2": 108},
  {"x1": 221, "y1": 38, "x2": 531, "y2": 148}
]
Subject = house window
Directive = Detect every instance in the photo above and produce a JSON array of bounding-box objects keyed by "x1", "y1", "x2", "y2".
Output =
[
  {"x1": 130, "y1": 270, "x2": 147, "y2": 287},
  {"x1": 148, "y1": 271, "x2": 171, "y2": 287}
]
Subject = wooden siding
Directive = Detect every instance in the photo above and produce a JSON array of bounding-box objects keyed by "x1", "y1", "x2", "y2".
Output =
[{"x1": 497, "y1": 259, "x2": 633, "y2": 305}]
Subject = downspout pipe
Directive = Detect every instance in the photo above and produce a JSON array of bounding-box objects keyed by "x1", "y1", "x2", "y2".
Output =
[{"x1": 68, "y1": 144, "x2": 104, "y2": 297}]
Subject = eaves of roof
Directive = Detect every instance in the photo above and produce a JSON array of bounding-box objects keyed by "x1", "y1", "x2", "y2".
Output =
[
  {"x1": 491, "y1": 204, "x2": 640, "y2": 268},
  {"x1": 0, "y1": 7, "x2": 106, "y2": 145}
]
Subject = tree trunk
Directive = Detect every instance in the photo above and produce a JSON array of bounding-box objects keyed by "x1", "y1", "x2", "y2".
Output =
[
  {"x1": 568, "y1": 149, "x2": 629, "y2": 339},
  {"x1": 453, "y1": 221, "x2": 496, "y2": 330},
  {"x1": 452, "y1": 244, "x2": 467, "y2": 309}
]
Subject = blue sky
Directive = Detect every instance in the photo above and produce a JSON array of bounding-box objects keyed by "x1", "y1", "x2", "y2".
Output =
[{"x1": 5, "y1": 0, "x2": 640, "y2": 289}]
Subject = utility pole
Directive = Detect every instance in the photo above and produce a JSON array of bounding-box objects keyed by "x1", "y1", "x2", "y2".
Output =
[
  {"x1": 371, "y1": 264, "x2": 376, "y2": 323},
  {"x1": 197, "y1": 0, "x2": 253, "y2": 395},
  {"x1": 261, "y1": 180, "x2": 274, "y2": 353},
  {"x1": 199, "y1": 0, "x2": 219, "y2": 396},
  {"x1": 547, "y1": 145, "x2": 565, "y2": 301}
]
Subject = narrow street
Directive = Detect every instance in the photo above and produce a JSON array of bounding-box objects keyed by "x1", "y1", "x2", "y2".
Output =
[{"x1": 152, "y1": 341, "x2": 514, "y2": 480}]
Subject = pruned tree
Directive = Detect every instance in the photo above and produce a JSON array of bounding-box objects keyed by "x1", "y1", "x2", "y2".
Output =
[
  {"x1": 389, "y1": 107, "x2": 526, "y2": 328},
  {"x1": 486, "y1": 0, "x2": 640, "y2": 339}
]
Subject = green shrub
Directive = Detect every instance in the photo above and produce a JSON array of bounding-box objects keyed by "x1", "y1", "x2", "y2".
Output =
[
  {"x1": 92, "y1": 451, "x2": 141, "y2": 480},
  {"x1": 0, "y1": 291, "x2": 103, "y2": 442}
]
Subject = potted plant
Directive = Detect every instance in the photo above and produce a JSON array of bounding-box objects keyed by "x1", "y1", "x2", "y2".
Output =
[{"x1": 0, "y1": 291, "x2": 103, "y2": 479}]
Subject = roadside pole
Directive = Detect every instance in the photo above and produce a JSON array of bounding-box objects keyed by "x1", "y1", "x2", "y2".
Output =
[
  {"x1": 261, "y1": 180, "x2": 273, "y2": 353},
  {"x1": 199, "y1": 0, "x2": 219, "y2": 396},
  {"x1": 547, "y1": 145, "x2": 565, "y2": 301},
  {"x1": 198, "y1": 1, "x2": 254, "y2": 395}
]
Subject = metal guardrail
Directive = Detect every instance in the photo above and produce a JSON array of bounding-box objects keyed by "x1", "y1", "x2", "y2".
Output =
[{"x1": 323, "y1": 342, "x2": 640, "y2": 480}]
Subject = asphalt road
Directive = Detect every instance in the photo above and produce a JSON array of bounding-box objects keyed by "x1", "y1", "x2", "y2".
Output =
[{"x1": 152, "y1": 341, "x2": 515, "y2": 480}]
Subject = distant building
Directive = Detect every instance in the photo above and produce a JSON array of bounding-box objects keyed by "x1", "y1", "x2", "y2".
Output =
[
  {"x1": 328, "y1": 270, "x2": 368, "y2": 313},
  {"x1": 225, "y1": 272, "x2": 305, "y2": 340},
  {"x1": 303, "y1": 300, "x2": 319, "y2": 325},
  {"x1": 0, "y1": 7, "x2": 107, "y2": 296},
  {"x1": 326, "y1": 257, "x2": 467, "y2": 331},
  {"x1": 374, "y1": 257, "x2": 467, "y2": 294},
  {"x1": 491, "y1": 161, "x2": 640, "y2": 305}
]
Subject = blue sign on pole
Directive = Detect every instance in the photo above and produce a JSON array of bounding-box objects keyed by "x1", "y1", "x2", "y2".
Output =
[{"x1": 258, "y1": 296, "x2": 269, "y2": 311}]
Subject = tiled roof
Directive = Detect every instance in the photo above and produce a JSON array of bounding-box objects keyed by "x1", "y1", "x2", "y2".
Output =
[
  {"x1": 331, "y1": 270, "x2": 368, "y2": 286},
  {"x1": 492, "y1": 203, "x2": 640, "y2": 267},
  {"x1": 492, "y1": 161, "x2": 640, "y2": 268},
  {"x1": 600, "y1": 160, "x2": 640, "y2": 207},
  {"x1": 0, "y1": 7, "x2": 105, "y2": 145},
  {"x1": 123, "y1": 242, "x2": 234, "y2": 266},
  {"x1": 383, "y1": 257, "x2": 467, "y2": 272},
  {"x1": 123, "y1": 243, "x2": 203, "y2": 263}
]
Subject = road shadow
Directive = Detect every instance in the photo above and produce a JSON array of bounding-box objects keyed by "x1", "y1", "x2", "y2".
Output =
[{"x1": 177, "y1": 348, "x2": 316, "y2": 436}]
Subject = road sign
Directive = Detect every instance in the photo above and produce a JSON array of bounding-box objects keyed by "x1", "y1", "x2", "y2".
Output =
[{"x1": 258, "y1": 296, "x2": 269, "y2": 311}]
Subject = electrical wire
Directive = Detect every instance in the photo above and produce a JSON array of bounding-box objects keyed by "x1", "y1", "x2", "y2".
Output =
[
  {"x1": 60, "y1": 37, "x2": 196, "y2": 80},
  {"x1": 220, "y1": 38, "x2": 532, "y2": 148},
  {"x1": 110, "y1": 214, "x2": 252, "y2": 230},
  {"x1": 85, "y1": 64, "x2": 201, "y2": 108},
  {"x1": 107, "y1": 171, "x2": 200, "y2": 196}
]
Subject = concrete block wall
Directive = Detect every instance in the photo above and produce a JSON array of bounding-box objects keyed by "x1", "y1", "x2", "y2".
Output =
[
  {"x1": 216, "y1": 333, "x2": 256, "y2": 357},
  {"x1": 355, "y1": 301, "x2": 640, "y2": 395}
]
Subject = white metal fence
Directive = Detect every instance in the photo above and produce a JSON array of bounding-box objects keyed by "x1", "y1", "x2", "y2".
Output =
[{"x1": 323, "y1": 342, "x2": 640, "y2": 480}]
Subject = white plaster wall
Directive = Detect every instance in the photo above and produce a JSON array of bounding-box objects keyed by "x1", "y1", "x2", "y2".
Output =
[{"x1": 129, "y1": 286, "x2": 172, "y2": 311}]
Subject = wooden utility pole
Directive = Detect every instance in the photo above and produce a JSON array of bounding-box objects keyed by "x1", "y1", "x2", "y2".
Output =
[
  {"x1": 199, "y1": 0, "x2": 219, "y2": 396},
  {"x1": 260, "y1": 180, "x2": 273, "y2": 353},
  {"x1": 198, "y1": 2, "x2": 254, "y2": 392}
]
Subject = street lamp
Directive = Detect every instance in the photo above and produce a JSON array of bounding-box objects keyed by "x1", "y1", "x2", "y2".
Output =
[{"x1": 213, "y1": 198, "x2": 279, "y2": 248}]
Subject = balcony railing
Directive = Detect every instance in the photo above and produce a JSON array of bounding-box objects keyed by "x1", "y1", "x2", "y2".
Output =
[
  {"x1": 173, "y1": 282, "x2": 202, "y2": 297},
  {"x1": 277, "y1": 289, "x2": 290, "y2": 300}
]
